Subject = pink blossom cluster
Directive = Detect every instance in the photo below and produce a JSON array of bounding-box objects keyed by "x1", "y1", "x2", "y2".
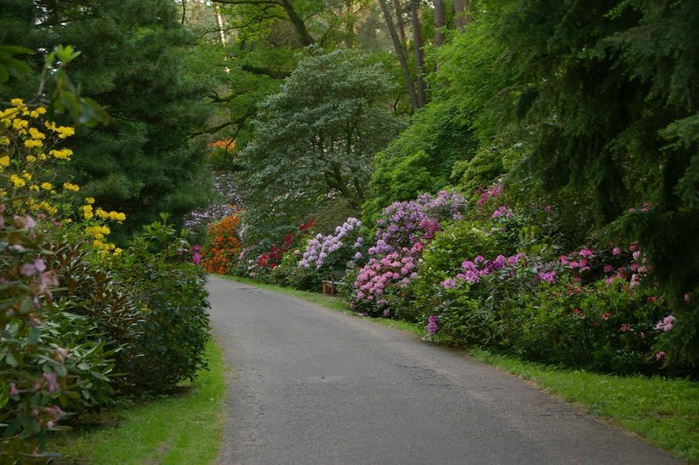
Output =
[
  {"x1": 491, "y1": 206, "x2": 513, "y2": 219},
  {"x1": 353, "y1": 246, "x2": 420, "y2": 304},
  {"x1": 559, "y1": 247, "x2": 595, "y2": 272},
  {"x1": 602, "y1": 243, "x2": 651, "y2": 288},
  {"x1": 441, "y1": 253, "x2": 526, "y2": 288},
  {"x1": 476, "y1": 182, "x2": 504, "y2": 206},
  {"x1": 299, "y1": 217, "x2": 363, "y2": 270},
  {"x1": 655, "y1": 315, "x2": 676, "y2": 332},
  {"x1": 369, "y1": 191, "x2": 467, "y2": 256},
  {"x1": 427, "y1": 315, "x2": 438, "y2": 335}
]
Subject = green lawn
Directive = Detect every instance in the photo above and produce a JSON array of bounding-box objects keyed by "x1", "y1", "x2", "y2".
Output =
[{"x1": 50, "y1": 340, "x2": 226, "y2": 465}]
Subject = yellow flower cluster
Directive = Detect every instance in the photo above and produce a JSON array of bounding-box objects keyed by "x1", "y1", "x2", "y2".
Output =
[
  {"x1": 95, "y1": 207, "x2": 126, "y2": 223},
  {"x1": 3, "y1": 99, "x2": 126, "y2": 257},
  {"x1": 85, "y1": 224, "x2": 111, "y2": 239},
  {"x1": 45, "y1": 121, "x2": 75, "y2": 139},
  {"x1": 63, "y1": 182, "x2": 80, "y2": 192},
  {"x1": 49, "y1": 148, "x2": 73, "y2": 161}
]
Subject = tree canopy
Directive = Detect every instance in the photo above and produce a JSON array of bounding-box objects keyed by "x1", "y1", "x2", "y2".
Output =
[{"x1": 239, "y1": 47, "x2": 404, "y2": 244}]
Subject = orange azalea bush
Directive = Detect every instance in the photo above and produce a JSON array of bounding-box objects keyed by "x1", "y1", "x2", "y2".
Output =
[{"x1": 201, "y1": 213, "x2": 241, "y2": 274}]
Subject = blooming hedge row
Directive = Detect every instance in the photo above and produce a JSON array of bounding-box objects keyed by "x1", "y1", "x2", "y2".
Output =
[{"x1": 212, "y1": 185, "x2": 691, "y2": 377}]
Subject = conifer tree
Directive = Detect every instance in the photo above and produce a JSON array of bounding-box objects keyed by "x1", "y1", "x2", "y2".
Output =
[
  {"x1": 0, "y1": 0, "x2": 215, "y2": 236},
  {"x1": 488, "y1": 0, "x2": 699, "y2": 366}
]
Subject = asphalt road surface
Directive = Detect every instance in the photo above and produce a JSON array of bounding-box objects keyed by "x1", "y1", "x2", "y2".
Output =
[{"x1": 207, "y1": 276, "x2": 684, "y2": 465}]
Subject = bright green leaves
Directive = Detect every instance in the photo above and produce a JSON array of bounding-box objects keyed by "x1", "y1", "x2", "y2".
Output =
[{"x1": 44, "y1": 45, "x2": 111, "y2": 127}]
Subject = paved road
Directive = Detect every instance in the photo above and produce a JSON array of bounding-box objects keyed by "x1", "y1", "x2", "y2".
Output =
[{"x1": 207, "y1": 276, "x2": 683, "y2": 465}]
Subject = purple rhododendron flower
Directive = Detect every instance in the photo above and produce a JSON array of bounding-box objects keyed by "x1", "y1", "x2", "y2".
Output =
[{"x1": 427, "y1": 315, "x2": 438, "y2": 335}]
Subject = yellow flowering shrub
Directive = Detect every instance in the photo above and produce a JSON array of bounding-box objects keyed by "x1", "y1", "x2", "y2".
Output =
[{"x1": 1, "y1": 98, "x2": 125, "y2": 255}]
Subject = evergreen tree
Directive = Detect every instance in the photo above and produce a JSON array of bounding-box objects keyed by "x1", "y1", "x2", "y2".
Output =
[
  {"x1": 0, "y1": 0, "x2": 216, "y2": 237},
  {"x1": 487, "y1": 0, "x2": 699, "y2": 367}
]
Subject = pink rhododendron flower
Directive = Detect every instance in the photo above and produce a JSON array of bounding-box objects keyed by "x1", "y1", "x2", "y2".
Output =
[
  {"x1": 579, "y1": 248, "x2": 594, "y2": 258},
  {"x1": 655, "y1": 315, "x2": 676, "y2": 332}
]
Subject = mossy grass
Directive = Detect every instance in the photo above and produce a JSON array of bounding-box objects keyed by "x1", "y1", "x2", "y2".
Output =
[
  {"x1": 49, "y1": 340, "x2": 226, "y2": 464},
  {"x1": 221, "y1": 275, "x2": 699, "y2": 464}
]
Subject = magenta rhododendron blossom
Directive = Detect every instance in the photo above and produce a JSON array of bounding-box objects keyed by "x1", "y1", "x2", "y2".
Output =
[
  {"x1": 427, "y1": 315, "x2": 438, "y2": 335},
  {"x1": 655, "y1": 315, "x2": 676, "y2": 332}
]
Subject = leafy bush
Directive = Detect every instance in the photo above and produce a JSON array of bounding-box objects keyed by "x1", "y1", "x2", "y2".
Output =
[
  {"x1": 45, "y1": 240, "x2": 143, "y2": 392},
  {"x1": 112, "y1": 216, "x2": 211, "y2": 391},
  {"x1": 201, "y1": 214, "x2": 241, "y2": 275},
  {"x1": 0, "y1": 213, "x2": 114, "y2": 462},
  {"x1": 430, "y1": 241, "x2": 677, "y2": 375}
]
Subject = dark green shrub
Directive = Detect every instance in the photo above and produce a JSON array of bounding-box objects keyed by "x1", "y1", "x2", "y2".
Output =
[
  {"x1": 513, "y1": 279, "x2": 668, "y2": 375},
  {"x1": 45, "y1": 240, "x2": 143, "y2": 391},
  {"x1": 113, "y1": 215, "x2": 210, "y2": 392}
]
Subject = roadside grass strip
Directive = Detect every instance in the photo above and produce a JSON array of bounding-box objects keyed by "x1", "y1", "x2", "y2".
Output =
[
  {"x1": 52, "y1": 341, "x2": 226, "y2": 465},
  {"x1": 469, "y1": 349, "x2": 699, "y2": 464}
]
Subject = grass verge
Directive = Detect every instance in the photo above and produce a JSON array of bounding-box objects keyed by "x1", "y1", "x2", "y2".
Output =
[
  {"x1": 50, "y1": 340, "x2": 226, "y2": 465},
  {"x1": 220, "y1": 275, "x2": 699, "y2": 464}
]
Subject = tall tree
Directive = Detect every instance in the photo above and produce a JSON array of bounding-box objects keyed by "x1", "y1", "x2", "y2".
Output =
[
  {"x1": 378, "y1": 0, "x2": 418, "y2": 110},
  {"x1": 0, "y1": 0, "x2": 217, "y2": 236},
  {"x1": 454, "y1": 0, "x2": 469, "y2": 29},
  {"x1": 433, "y1": 0, "x2": 446, "y2": 47},
  {"x1": 410, "y1": 0, "x2": 427, "y2": 107},
  {"x1": 486, "y1": 0, "x2": 699, "y2": 367},
  {"x1": 239, "y1": 48, "x2": 404, "y2": 244}
]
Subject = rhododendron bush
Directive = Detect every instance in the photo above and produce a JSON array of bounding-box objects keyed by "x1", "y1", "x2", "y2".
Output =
[
  {"x1": 1, "y1": 99, "x2": 211, "y2": 460},
  {"x1": 350, "y1": 191, "x2": 468, "y2": 317}
]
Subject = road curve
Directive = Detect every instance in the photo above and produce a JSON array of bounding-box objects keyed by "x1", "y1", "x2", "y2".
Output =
[{"x1": 207, "y1": 276, "x2": 683, "y2": 465}]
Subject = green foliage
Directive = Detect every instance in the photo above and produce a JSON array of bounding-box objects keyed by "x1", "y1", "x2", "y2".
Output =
[
  {"x1": 269, "y1": 251, "x2": 323, "y2": 292},
  {"x1": 0, "y1": 213, "x2": 114, "y2": 462},
  {"x1": 0, "y1": 0, "x2": 216, "y2": 237},
  {"x1": 514, "y1": 279, "x2": 667, "y2": 375},
  {"x1": 354, "y1": 0, "x2": 699, "y2": 370},
  {"x1": 45, "y1": 240, "x2": 143, "y2": 392},
  {"x1": 408, "y1": 221, "x2": 503, "y2": 321},
  {"x1": 240, "y1": 47, "x2": 404, "y2": 246},
  {"x1": 364, "y1": 100, "x2": 477, "y2": 224},
  {"x1": 0, "y1": 45, "x2": 30, "y2": 84},
  {"x1": 112, "y1": 215, "x2": 211, "y2": 391}
]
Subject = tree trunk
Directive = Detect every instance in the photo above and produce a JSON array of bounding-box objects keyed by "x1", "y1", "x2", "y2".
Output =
[
  {"x1": 454, "y1": 0, "x2": 469, "y2": 29},
  {"x1": 433, "y1": 0, "x2": 445, "y2": 46},
  {"x1": 378, "y1": 0, "x2": 418, "y2": 110},
  {"x1": 392, "y1": 0, "x2": 408, "y2": 47},
  {"x1": 280, "y1": 0, "x2": 316, "y2": 45},
  {"x1": 410, "y1": 0, "x2": 426, "y2": 108}
]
